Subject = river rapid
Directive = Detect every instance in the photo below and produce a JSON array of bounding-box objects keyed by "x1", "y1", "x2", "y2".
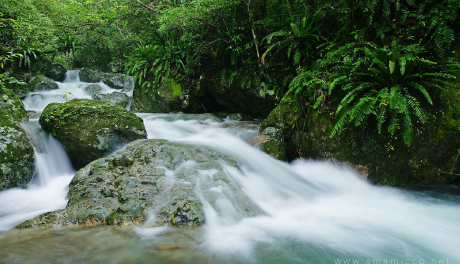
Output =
[{"x1": 0, "y1": 71, "x2": 459, "y2": 264}]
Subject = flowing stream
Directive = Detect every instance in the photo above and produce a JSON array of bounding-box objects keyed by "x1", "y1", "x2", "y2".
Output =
[{"x1": 0, "y1": 71, "x2": 459, "y2": 263}]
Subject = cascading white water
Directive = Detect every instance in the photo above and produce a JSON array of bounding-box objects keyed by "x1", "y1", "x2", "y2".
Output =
[
  {"x1": 0, "y1": 71, "x2": 126, "y2": 231},
  {"x1": 0, "y1": 72, "x2": 459, "y2": 263},
  {"x1": 136, "y1": 113, "x2": 460, "y2": 263}
]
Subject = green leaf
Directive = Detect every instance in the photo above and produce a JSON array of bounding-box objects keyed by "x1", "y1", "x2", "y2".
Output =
[
  {"x1": 389, "y1": 60, "x2": 395, "y2": 74},
  {"x1": 399, "y1": 57, "x2": 406, "y2": 75}
]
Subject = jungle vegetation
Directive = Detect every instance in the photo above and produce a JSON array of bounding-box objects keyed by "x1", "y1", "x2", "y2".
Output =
[{"x1": 1, "y1": 0, "x2": 459, "y2": 146}]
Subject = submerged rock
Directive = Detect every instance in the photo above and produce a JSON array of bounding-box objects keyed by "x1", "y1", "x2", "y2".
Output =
[
  {"x1": 79, "y1": 68, "x2": 103, "y2": 83},
  {"x1": 39, "y1": 99, "x2": 147, "y2": 167},
  {"x1": 0, "y1": 108, "x2": 34, "y2": 190},
  {"x1": 94, "y1": 92, "x2": 129, "y2": 108},
  {"x1": 18, "y1": 139, "x2": 260, "y2": 228},
  {"x1": 84, "y1": 84, "x2": 102, "y2": 97},
  {"x1": 28, "y1": 75, "x2": 58, "y2": 91}
]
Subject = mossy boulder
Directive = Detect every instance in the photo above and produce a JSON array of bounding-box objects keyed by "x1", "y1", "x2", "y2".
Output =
[
  {"x1": 1, "y1": 87, "x2": 28, "y2": 122},
  {"x1": 79, "y1": 68, "x2": 103, "y2": 83},
  {"x1": 38, "y1": 99, "x2": 147, "y2": 167},
  {"x1": 45, "y1": 63, "x2": 67, "y2": 81},
  {"x1": 0, "y1": 108, "x2": 34, "y2": 190},
  {"x1": 84, "y1": 84, "x2": 102, "y2": 97},
  {"x1": 94, "y1": 92, "x2": 129, "y2": 108},
  {"x1": 18, "y1": 139, "x2": 260, "y2": 229},
  {"x1": 102, "y1": 74, "x2": 125, "y2": 89},
  {"x1": 131, "y1": 77, "x2": 205, "y2": 113},
  {"x1": 28, "y1": 75, "x2": 58, "y2": 91},
  {"x1": 261, "y1": 86, "x2": 460, "y2": 186}
]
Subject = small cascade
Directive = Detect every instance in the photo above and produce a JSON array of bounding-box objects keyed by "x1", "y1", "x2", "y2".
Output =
[{"x1": 62, "y1": 70, "x2": 80, "y2": 83}]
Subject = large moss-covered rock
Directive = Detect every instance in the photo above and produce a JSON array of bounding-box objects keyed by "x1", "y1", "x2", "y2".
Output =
[
  {"x1": 0, "y1": 108, "x2": 34, "y2": 190},
  {"x1": 261, "y1": 86, "x2": 460, "y2": 186},
  {"x1": 28, "y1": 75, "x2": 58, "y2": 91},
  {"x1": 18, "y1": 139, "x2": 260, "y2": 228},
  {"x1": 102, "y1": 74, "x2": 125, "y2": 89},
  {"x1": 38, "y1": 99, "x2": 147, "y2": 167},
  {"x1": 131, "y1": 77, "x2": 205, "y2": 113},
  {"x1": 1, "y1": 87, "x2": 28, "y2": 122},
  {"x1": 79, "y1": 68, "x2": 103, "y2": 83},
  {"x1": 205, "y1": 72, "x2": 279, "y2": 118},
  {"x1": 94, "y1": 92, "x2": 129, "y2": 108}
]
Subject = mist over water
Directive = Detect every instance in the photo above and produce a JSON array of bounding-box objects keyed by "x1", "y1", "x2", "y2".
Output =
[{"x1": 0, "y1": 71, "x2": 459, "y2": 263}]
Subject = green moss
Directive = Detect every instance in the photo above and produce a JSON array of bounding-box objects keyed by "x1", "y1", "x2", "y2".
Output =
[{"x1": 158, "y1": 78, "x2": 182, "y2": 99}]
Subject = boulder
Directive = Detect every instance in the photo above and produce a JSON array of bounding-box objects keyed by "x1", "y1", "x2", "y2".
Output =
[
  {"x1": 28, "y1": 75, "x2": 58, "y2": 91},
  {"x1": 45, "y1": 63, "x2": 67, "y2": 81},
  {"x1": 102, "y1": 74, "x2": 125, "y2": 89},
  {"x1": 122, "y1": 76, "x2": 134, "y2": 92},
  {"x1": 254, "y1": 127, "x2": 287, "y2": 161},
  {"x1": 94, "y1": 92, "x2": 129, "y2": 108},
  {"x1": 79, "y1": 68, "x2": 103, "y2": 83},
  {"x1": 84, "y1": 84, "x2": 102, "y2": 97},
  {"x1": 18, "y1": 139, "x2": 261, "y2": 228},
  {"x1": 130, "y1": 77, "x2": 206, "y2": 113},
  {"x1": 0, "y1": 107, "x2": 34, "y2": 190},
  {"x1": 39, "y1": 99, "x2": 147, "y2": 167},
  {"x1": 1, "y1": 87, "x2": 28, "y2": 122}
]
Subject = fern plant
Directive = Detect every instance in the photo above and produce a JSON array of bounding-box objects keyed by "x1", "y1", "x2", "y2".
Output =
[
  {"x1": 261, "y1": 16, "x2": 320, "y2": 66},
  {"x1": 125, "y1": 32, "x2": 185, "y2": 92},
  {"x1": 329, "y1": 40, "x2": 459, "y2": 146}
]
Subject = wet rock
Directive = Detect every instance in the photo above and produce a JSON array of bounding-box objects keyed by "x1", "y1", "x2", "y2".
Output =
[
  {"x1": 79, "y1": 68, "x2": 103, "y2": 83},
  {"x1": 0, "y1": 108, "x2": 34, "y2": 190},
  {"x1": 107, "y1": 61, "x2": 124, "y2": 73},
  {"x1": 0, "y1": 87, "x2": 28, "y2": 122},
  {"x1": 122, "y1": 76, "x2": 134, "y2": 92},
  {"x1": 18, "y1": 139, "x2": 261, "y2": 228},
  {"x1": 228, "y1": 113, "x2": 254, "y2": 121},
  {"x1": 84, "y1": 84, "x2": 102, "y2": 97},
  {"x1": 102, "y1": 74, "x2": 125, "y2": 89},
  {"x1": 94, "y1": 92, "x2": 130, "y2": 108},
  {"x1": 28, "y1": 75, "x2": 58, "y2": 91},
  {"x1": 131, "y1": 77, "x2": 205, "y2": 113},
  {"x1": 39, "y1": 99, "x2": 147, "y2": 167},
  {"x1": 255, "y1": 127, "x2": 287, "y2": 161},
  {"x1": 45, "y1": 63, "x2": 67, "y2": 81}
]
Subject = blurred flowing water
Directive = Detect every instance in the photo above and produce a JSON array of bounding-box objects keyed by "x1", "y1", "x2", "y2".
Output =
[{"x1": 0, "y1": 71, "x2": 459, "y2": 263}]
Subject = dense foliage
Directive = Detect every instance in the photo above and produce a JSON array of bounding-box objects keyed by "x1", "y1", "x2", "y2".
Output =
[{"x1": 1, "y1": 0, "x2": 459, "y2": 146}]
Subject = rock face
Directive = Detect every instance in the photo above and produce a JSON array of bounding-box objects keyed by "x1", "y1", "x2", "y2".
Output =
[
  {"x1": 94, "y1": 92, "x2": 129, "y2": 108},
  {"x1": 39, "y1": 99, "x2": 147, "y2": 167},
  {"x1": 28, "y1": 75, "x2": 58, "y2": 91},
  {"x1": 18, "y1": 139, "x2": 260, "y2": 228},
  {"x1": 102, "y1": 74, "x2": 125, "y2": 89},
  {"x1": 3, "y1": 74, "x2": 30, "y2": 99},
  {"x1": 0, "y1": 87, "x2": 34, "y2": 190},
  {"x1": 260, "y1": 87, "x2": 460, "y2": 186},
  {"x1": 130, "y1": 77, "x2": 206, "y2": 113},
  {"x1": 79, "y1": 68, "x2": 103, "y2": 83},
  {"x1": 30, "y1": 59, "x2": 67, "y2": 81},
  {"x1": 205, "y1": 73, "x2": 279, "y2": 118},
  {"x1": 84, "y1": 84, "x2": 102, "y2": 97}
]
